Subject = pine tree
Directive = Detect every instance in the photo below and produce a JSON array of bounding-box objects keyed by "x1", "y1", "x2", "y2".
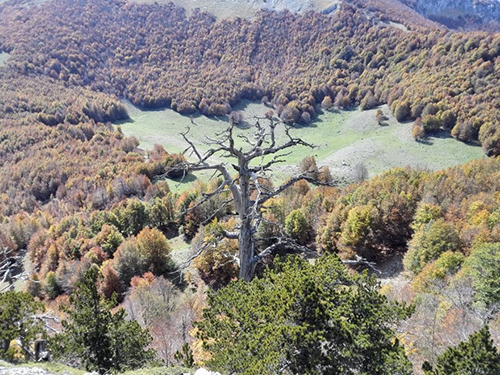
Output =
[
  {"x1": 174, "y1": 343, "x2": 195, "y2": 367},
  {"x1": 423, "y1": 325, "x2": 500, "y2": 374},
  {"x1": 0, "y1": 291, "x2": 45, "y2": 359},
  {"x1": 50, "y1": 266, "x2": 155, "y2": 374},
  {"x1": 196, "y1": 254, "x2": 413, "y2": 374}
]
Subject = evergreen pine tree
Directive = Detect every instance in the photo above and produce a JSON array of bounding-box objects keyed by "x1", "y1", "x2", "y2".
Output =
[
  {"x1": 0, "y1": 291, "x2": 44, "y2": 359},
  {"x1": 50, "y1": 266, "x2": 155, "y2": 374},
  {"x1": 423, "y1": 325, "x2": 500, "y2": 375},
  {"x1": 196, "y1": 254, "x2": 413, "y2": 374}
]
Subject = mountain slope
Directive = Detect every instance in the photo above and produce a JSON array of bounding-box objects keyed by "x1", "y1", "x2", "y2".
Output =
[
  {"x1": 130, "y1": 0, "x2": 341, "y2": 19},
  {"x1": 128, "y1": 0, "x2": 500, "y2": 30},
  {"x1": 399, "y1": 0, "x2": 500, "y2": 29}
]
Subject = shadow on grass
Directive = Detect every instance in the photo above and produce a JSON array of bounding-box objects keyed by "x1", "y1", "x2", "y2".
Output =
[
  {"x1": 234, "y1": 120, "x2": 253, "y2": 130},
  {"x1": 417, "y1": 138, "x2": 434, "y2": 145},
  {"x1": 418, "y1": 130, "x2": 482, "y2": 147},
  {"x1": 114, "y1": 118, "x2": 135, "y2": 125},
  {"x1": 167, "y1": 172, "x2": 198, "y2": 185},
  {"x1": 427, "y1": 130, "x2": 453, "y2": 140},
  {"x1": 290, "y1": 122, "x2": 319, "y2": 129},
  {"x1": 190, "y1": 112, "x2": 227, "y2": 123}
]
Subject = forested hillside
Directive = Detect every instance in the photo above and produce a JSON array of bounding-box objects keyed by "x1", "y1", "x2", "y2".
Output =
[
  {"x1": 1, "y1": 0, "x2": 500, "y2": 154},
  {"x1": 0, "y1": 0, "x2": 499, "y2": 373}
]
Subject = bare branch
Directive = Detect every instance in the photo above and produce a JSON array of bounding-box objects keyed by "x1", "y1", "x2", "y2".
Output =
[
  {"x1": 248, "y1": 125, "x2": 315, "y2": 160},
  {"x1": 252, "y1": 240, "x2": 381, "y2": 275},
  {"x1": 0, "y1": 248, "x2": 23, "y2": 288},
  {"x1": 252, "y1": 211, "x2": 283, "y2": 235},
  {"x1": 342, "y1": 255, "x2": 381, "y2": 274},
  {"x1": 179, "y1": 178, "x2": 230, "y2": 217},
  {"x1": 247, "y1": 151, "x2": 292, "y2": 173},
  {"x1": 171, "y1": 241, "x2": 212, "y2": 274},
  {"x1": 219, "y1": 252, "x2": 240, "y2": 267},
  {"x1": 257, "y1": 173, "x2": 335, "y2": 206},
  {"x1": 222, "y1": 229, "x2": 239, "y2": 240},
  {"x1": 180, "y1": 127, "x2": 204, "y2": 162},
  {"x1": 252, "y1": 238, "x2": 316, "y2": 265},
  {"x1": 237, "y1": 133, "x2": 256, "y2": 147},
  {"x1": 201, "y1": 198, "x2": 235, "y2": 226}
]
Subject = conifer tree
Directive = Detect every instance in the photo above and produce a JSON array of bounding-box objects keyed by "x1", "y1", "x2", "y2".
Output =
[
  {"x1": 50, "y1": 266, "x2": 155, "y2": 374},
  {"x1": 196, "y1": 254, "x2": 413, "y2": 374},
  {"x1": 423, "y1": 325, "x2": 500, "y2": 375},
  {"x1": 0, "y1": 291, "x2": 44, "y2": 359}
]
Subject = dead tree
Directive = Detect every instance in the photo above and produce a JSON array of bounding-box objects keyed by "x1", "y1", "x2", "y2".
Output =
[
  {"x1": 0, "y1": 247, "x2": 24, "y2": 292},
  {"x1": 175, "y1": 117, "x2": 333, "y2": 281}
]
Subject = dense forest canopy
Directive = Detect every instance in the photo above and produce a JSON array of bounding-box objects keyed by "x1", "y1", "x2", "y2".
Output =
[{"x1": 0, "y1": 0, "x2": 500, "y2": 154}]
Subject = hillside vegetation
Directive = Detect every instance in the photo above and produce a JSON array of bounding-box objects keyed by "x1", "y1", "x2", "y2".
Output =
[{"x1": 0, "y1": 0, "x2": 500, "y2": 154}]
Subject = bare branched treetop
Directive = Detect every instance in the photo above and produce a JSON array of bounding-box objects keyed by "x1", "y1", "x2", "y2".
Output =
[
  {"x1": 174, "y1": 117, "x2": 335, "y2": 281},
  {"x1": 0, "y1": 247, "x2": 28, "y2": 292}
]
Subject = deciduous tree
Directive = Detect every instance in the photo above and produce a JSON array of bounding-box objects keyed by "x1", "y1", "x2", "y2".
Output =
[{"x1": 174, "y1": 119, "x2": 333, "y2": 281}]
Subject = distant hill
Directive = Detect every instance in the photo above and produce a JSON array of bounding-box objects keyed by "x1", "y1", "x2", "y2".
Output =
[
  {"x1": 400, "y1": 0, "x2": 500, "y2": 30},
  {"x1": 129, "y1": 0, "x2": 500, "y2": 29},
  {"x1": 2, "y1": 0, "x2": 499, "y2": 155},
  {"x1": 129, "y1": 0, "x2": 341, "y2": 19}
]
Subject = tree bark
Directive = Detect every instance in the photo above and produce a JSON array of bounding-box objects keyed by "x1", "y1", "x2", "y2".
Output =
[
  {"x1": 2, "y1": 338, "x2": 10, "y2": 354},
  {"x1": 237, "y1": 162, "x2": 256, "y2": 281},
  {"x1": 239, "y1": 217, "x2": 255, "y2": 282}
]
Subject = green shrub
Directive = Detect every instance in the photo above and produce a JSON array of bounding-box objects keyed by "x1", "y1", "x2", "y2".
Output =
[
  {"x1": 284, "y1": 209, "x2": 311, "y2": 244},
  {"x1": 464, "y1": 242, "x2": 500, "y2": 306},
  {"x1": 404, "y1": 219, "x2": 461, "y2": 274}
]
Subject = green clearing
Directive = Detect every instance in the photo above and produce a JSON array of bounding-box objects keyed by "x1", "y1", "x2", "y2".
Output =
[
  {"x1": 0, "y1": 361, "x2": 86, "y2": 374},
  {"x1": 0, "y1": 52, "x2": 10, "y2": 67},
  {"x1": 116, "y1": 100, "x2": 485, "y2": 189},
  {"x1": 123, "y1": 366, "x2": 192, "y2": 375}
]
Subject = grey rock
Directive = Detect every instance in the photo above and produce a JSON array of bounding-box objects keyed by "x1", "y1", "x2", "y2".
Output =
[
  {"x1": 0, "y1": 366, "x2": 54, "y2": 375},
  {"x1": 400, "y1": 0, "x2": 500, "y2": 28}
]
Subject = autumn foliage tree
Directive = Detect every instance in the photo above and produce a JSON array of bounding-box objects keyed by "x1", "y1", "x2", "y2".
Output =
[
  {"x1": 1, "y1": 0, "x2": 500, "y2": 155},
  {"x1": 136, "y1": 227, "x2": 172, "y2": 276}
]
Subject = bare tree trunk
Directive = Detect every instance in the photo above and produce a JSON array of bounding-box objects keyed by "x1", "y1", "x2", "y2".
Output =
[
  {"x1": 2, "y1": 338, "x2": 10, "y2": 354},
  {"x1": 238, "y1": 166, "x2": 256, "y2": 281},
  {"x1": 177, "y1": 120, "x2": 329, "y2": 282},
  {"x1": 239, "y1": 217, "x2": 255, "y2": 282}
]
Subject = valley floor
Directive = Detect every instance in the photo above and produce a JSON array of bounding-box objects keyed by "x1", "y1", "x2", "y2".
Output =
[{"x1": 117, "y1": 101, "x2": 485, "y2": 189}]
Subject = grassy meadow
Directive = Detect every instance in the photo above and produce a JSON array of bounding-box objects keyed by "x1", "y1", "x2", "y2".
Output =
[
  {"x1": 0, "y1": 52, "x2": 10, "y2": 66},
  {"x1": 116, "y1": 100, "x2": 485, "y2": 190}
]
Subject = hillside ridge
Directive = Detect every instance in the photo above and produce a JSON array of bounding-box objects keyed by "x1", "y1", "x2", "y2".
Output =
[
  {"x1": 400, "y1": 0, "x2": 500, "y2": 29},
  {"x1": 129, "y1": 0, "x2": 500, "y2": 29}
]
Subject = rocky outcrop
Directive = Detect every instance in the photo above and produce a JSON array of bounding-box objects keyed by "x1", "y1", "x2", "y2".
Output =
[{"x1": 400, "y1": 0, "x2": 500, "y2": 29}]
